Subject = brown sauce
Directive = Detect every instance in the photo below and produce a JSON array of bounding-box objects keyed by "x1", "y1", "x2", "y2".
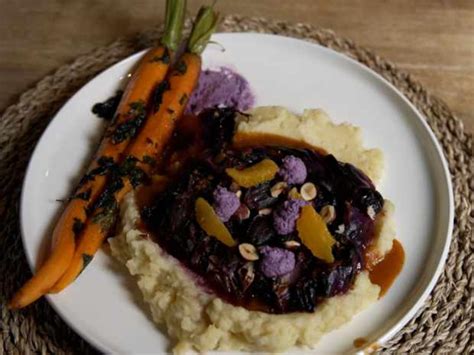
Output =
[
  {"x1": 354, "y1": 337, "x2": 368, "y2": 348},
  {"x1": 233, "y1": 132, "x2": 327, "y2": 155},
  {"x1": 367, "y1": 239, "x2": 405, "y2": 297},
  {"x1": 353, "y1": 338, "x2": 380, "y2": 353},
  {"x1": 135, "y1": 175, "x2": 170, "y2": 209},
  {"x1": 364, "y1": 342, "x2": 380, "y2": 354}
]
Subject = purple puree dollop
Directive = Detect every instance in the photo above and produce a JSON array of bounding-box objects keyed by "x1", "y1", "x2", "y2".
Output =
[
  {"x1": 279, "y1": 155, "x2": 307, "y2": 184},
  {"x1": 213, "y1": 186, "x2": 240, "y2": 222},
  {"x1": 186, "y1": 67, "x2": 255, "y2": 115},
  {"x1": 273, "y1": 198, "x2": 307, "y2": 235},
  {"x1": 259, "y1": 246, "x2": 296, "y2": 278}
]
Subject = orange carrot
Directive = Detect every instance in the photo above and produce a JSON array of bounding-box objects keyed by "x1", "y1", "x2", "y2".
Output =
[
  {"x1": 9, "y1": 0, "x2": 186, "y2": 309},
  {"x1": 49, "y1": 5, "x2": 219, "y2": 293}
]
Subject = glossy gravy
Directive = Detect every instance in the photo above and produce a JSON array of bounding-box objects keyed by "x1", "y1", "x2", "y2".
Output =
[
  {"x1": 367, "y1": 239, "x2": 405, "y2": 297},
  {"x1": 353, "y1": 337, "x2": 368, "y2": 348},
  {"x1": 233, "y1": 132, "x2": 327, "y2": 155}
]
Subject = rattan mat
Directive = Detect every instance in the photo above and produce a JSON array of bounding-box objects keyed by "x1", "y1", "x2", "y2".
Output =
[{"x1": 1, "y1": 15, "x2": 472, "y2": 354}]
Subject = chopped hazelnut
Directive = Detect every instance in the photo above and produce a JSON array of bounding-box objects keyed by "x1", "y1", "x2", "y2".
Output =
[
  {"x1": 320, "y1": 205, "x2": 336, "y2": 224},
  {"x1": 284, "y1": 240, "x2": 301, "y2": 249},
  {"x1": 367, "y1": 206, "x2": 376, "y2": 220},
  {"x1": 258, "y1": 208, "x2": 272, "y2": 216},
  {"x1": 270, "y1": 181, "x2": 288, "y2": 198},
  {"x1": 300, "y1": 182, "x2": 317, "y2": 201},
  {"x1": 239, "y1": 243, "x2": 259, "y2": 261}
]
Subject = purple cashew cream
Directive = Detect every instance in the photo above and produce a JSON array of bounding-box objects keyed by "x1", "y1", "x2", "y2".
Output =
[
  {"x1": 186, "y1": 67, "x2": 255, "y2": 115},
  {"x1": 213, "y1": 186, "x2": 240, "y2": 222},
  {"x1": 273, "y1": 198, "x2": 307, "y2": 235},
  {"x1": 279, "y1": 155, "x2": 307, "y2": 184},
  {"x1": 259, "y1": 246, "x2": 296, "y2": 278}
]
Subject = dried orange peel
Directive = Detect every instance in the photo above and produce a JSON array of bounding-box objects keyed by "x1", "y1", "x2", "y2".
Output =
[
  {"x1": 296, "y1": 205, "x2": 336, "y2": 263},
  {"x1": 225, "y1": 159, "x2": 279, "y2": 188},
  {"x1": 195, "y1": 197, "x2": 236, "y2": 247}
]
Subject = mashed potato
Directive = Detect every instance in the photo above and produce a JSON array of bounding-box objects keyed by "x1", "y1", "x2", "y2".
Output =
[{"x1": 109, "y1": 106, "x2": 395, "y2": 353}]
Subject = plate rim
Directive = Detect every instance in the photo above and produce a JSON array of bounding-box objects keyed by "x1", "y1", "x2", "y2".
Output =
[{"x1": 19, "y1": 32, "x2": 454, "y2": 353}]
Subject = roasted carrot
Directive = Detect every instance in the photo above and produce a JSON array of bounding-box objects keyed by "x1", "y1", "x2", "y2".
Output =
[
  {"x1": 49, "y1": 5, "x2": 219, "y2": 293},
  {"x1": 9, "y1": 0, "x2": 186, "y2": 309}
]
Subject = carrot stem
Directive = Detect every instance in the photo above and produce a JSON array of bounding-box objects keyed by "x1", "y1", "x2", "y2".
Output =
[
  {"x1": 187, "y1": 5, "x2": 220, "y2": 54},
  {"x1": 161, "y1": 0, "x2": 187, "y2": 51}
]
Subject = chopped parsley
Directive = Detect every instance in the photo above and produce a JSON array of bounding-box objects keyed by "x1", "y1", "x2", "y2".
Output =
[
  {"x1": 72, "y1": 218, "x2": 85, "y2": 239},
  {"x1": 80, "y1": 254, "x2": 93, "y2": 274},
  {"x1": 142, "y1": 155, "x2": 156, "y2": 167},
  {"x1": 179, "y1": 93, "x2": 188, "y2": 106},
  {"x1": 110, "y1": 100, "x2": 147, "y2": 144},
  {"x1": 152, "y1": 80, "x2": 171, "y2": 112},
  {"x1": 72, "y1": 188, "x2": 91, "y2": 201},
  {"x1": 91, "y1": 91, "x2": 123, "y2": 121},
  {"x1": 91, "y1": 205, "x2": 118, "y2": 232},
  {"x1": 149, "y1": 48, "x2": 170, "y2": 64},
  {"x1": 88, "y1": 154, "x2": 150, "y2": 230},
  {"x1": 77, "y1": 254, "x2": 93, "y2": 276},
  {"x1": 173, "y1": 60, "x2": 187, "y2": 75},
  {"x1": 78, "y1": 156, "x2": 116, "y2": 187},
  {"x1": 86, "y1": 163, "x2": 124, "y2": 224},
  {"x1": 120, "y1": 156, "x2": 148, "y2": 188}
]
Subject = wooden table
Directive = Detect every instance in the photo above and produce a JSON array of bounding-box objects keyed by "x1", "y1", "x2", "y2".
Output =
[{"x1": 1, "y1": 0, "x2": 472, "y2": 134}]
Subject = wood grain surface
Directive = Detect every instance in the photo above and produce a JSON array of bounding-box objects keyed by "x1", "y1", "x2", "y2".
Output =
[{"x1": 0, "y1": 0, "x2": 472, "y2": 133}]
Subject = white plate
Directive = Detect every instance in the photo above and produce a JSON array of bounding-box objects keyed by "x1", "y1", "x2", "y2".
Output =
[{"x1": 20, "y1": 33, "x2": 453, "y2": 354}]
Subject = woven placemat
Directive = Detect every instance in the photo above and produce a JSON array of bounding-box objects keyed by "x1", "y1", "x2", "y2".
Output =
[{"x1": 1, "y1": 15, "x2": 472, "y2": 354}]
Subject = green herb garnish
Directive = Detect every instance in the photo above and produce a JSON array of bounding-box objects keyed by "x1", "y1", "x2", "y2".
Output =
[
  {"x1": 152, "y1": 80, "x2": 171, "y2": 113},
  {"x1": 72, "y1": 188, "x2": 92, "y2": 201},
  {"x1": 173, "y1": 60, "x2": 187, "y2": 75},
  {"x1": 179, "y1": 93, "x2": 188, "y2": 106},
  {"x1": 142, "y1": 155, "x2": 156, "y2": 167},
  {"x1": 120, "y1": 156, "x2": 148, "y2": 188},
  {"x1": 72, "y1": 218, "x2": 85, "y2": 239},
  {"x1": 150, "y1": 48, "x2": 171, "y2": 64},
  {"x1": 110, "y1": 100, "x2": 147, "y2": 144},
  {"x1": 78, "y1": 156, "x2": 116, "y2": 186}
]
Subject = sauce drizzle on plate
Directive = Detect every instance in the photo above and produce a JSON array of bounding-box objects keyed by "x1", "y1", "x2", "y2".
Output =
[
  {"x1": 368, "y1": 239, "x2": 405, "y2": 297},
  {"x1": 353, "y1": 337, "x2": 367, "y2": 348}
]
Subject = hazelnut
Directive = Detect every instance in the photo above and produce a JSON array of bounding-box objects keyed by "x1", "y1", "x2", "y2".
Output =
[
  {"x1": 270, "y1": 181, "x2": 288, "y2": 198},
  {"x1": 367, "y1": 206, "x2": 376, "y2": 220},
  {"x1": 320, "y1": 205, "x2": 336, "y2": 224},
  {"x1": 300, "y1": 182, "x2": 317, "y2": 201},
  {"x1": 336, "y1": 224, "x2": 345, "y2": 234},
  {"x1": 242, "y1": 262, "x2": 255, "y2": 290},
  {"x1": 258, "y1": 208, "x2": 272, "y2": 216},
  {"x1": 234, "y1": 204, "x2": 250, "y2": 221},
  {"x1": 238, "y1": 243, "x2": 259, "y2": 261},
  {"x1": 284, "y1": 240, "x2": 301, "y2": 249}
]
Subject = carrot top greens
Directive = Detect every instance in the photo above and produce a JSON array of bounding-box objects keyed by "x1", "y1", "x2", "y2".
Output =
[
  {"x1": 161, "y1": 0, "x2": 187, "y2": 51},
  {"x1": 188, "y1": 5, "x2": 220, "y2": 55}
]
